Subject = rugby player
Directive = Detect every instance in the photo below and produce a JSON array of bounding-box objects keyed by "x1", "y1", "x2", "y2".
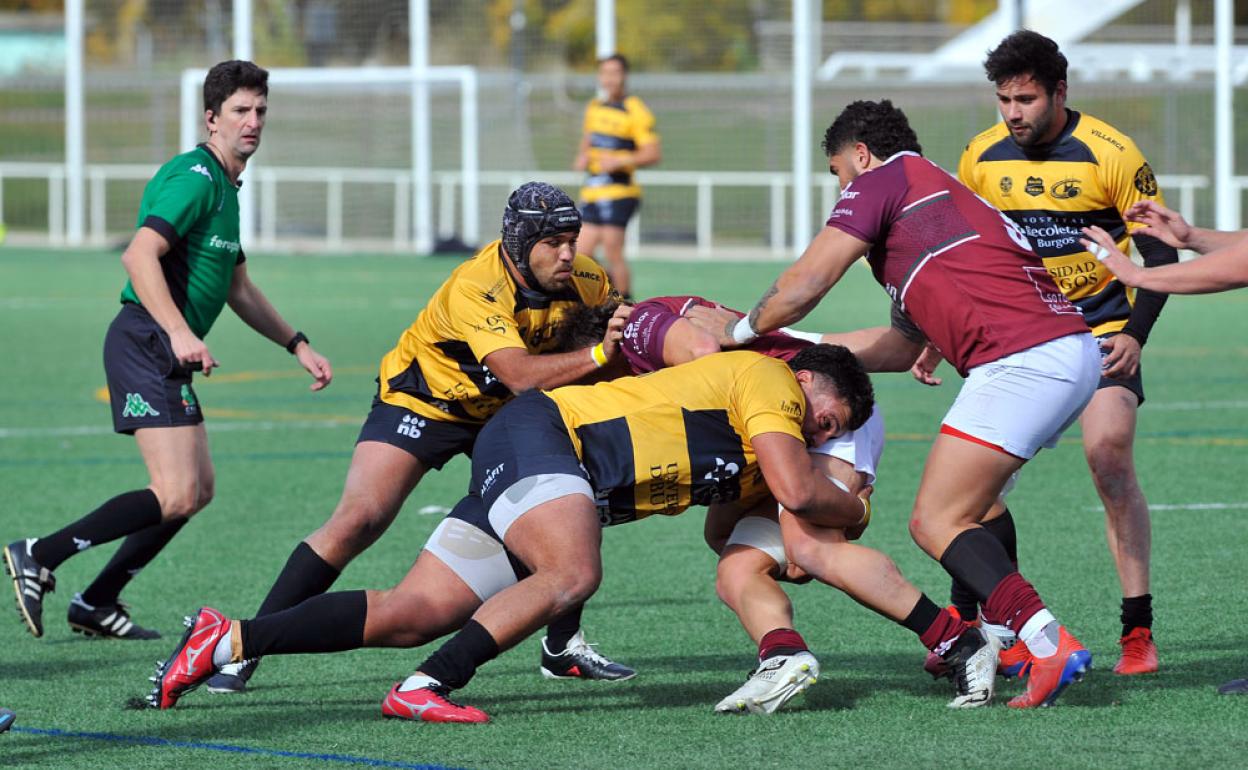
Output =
[
  {"x1": 203, "y1": 181, "x2": 635, "y2": 694},
  {"x1": 572, "y1": 53, "x2": 661, "y2": 298},
  {"x1": 1082, "y1": 205, "x2": 1248, "y2": 697},
  {"x1": 952, "y1": 30, "x2": 1177, "y2": 676},
  {"x1": 3, "y1": 61, "x2": 333, "y2": 641},
  {"x1": 148, "y1": 346, "x2": 935, "y2": 723},
  {"x1": 694, "y1": 100, "x2": 1102, "y2": 709},
  {"x1": 561, "y1": 299, "x2": 1000, "y2": 713}
]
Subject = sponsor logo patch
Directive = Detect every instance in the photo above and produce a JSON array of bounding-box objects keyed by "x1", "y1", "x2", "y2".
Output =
[
  {"x1": 189, "y1": 163, "x2": 212, "y2": 179},
  {"x1": 999, "y1": 176, "x2": 1013, "y2": 194},
  {"x1": 1050, "y1": 178, "x2": 1081, "y2": 199},
  {"x1": 1134, "y1": 163, "x2": 1158, "y2": 196},
  {"x1": 1024, "y1": 176, "x2": 1045, "y2": 196},
  {"x1": 396, "y1": 413, "x2": 426, "y2": 438}
]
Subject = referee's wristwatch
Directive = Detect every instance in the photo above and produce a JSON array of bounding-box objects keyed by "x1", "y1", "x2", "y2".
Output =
[{"x1": 285, "y1": 331, "x2": 309, "y2": 354}]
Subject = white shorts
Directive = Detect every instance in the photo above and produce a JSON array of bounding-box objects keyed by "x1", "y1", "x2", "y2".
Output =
[
  {"x1": 423, "y1": 517, "x2": 519, "y2": 602},
  {"x1": 486, "y1": 473, "x2": 596, "y2": 541},
  {"x1": 809, "y1": 405, "x2": 885, "y2": 485},
  {"x1": 725, "y1": 516, "x2": 787, "y2": 570},
  {"x1": 942, "y1": 333, "x2": 1100, "y2": 460}
]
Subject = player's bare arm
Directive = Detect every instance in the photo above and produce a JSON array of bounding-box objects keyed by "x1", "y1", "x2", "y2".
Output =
[
  {"x1": 226, "y1": 264, "x2": 333, "y2": 390},
  {"x1": 1084, "y1": 225, "x2": 1248, "y2": 295},
  {"x1": 752, "y1": 432, "x2": 867, "y2": 529},
  {"x1": 815, "y1": 325, "x2": 924, "y2": 374},
  {"x1": 744, "y1": 227, "x2": 871, "y2": 339},
  {"x1": 120, "y1": 226, "x2": 219, "y2": 375},
  {"x1": 483, "y1": 303, "x2": 629, "y2": 393}
]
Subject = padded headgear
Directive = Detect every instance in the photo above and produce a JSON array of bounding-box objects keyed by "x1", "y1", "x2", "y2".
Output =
[{"x1": 501, "y1": 182, "x2": 581, "y2": 288}]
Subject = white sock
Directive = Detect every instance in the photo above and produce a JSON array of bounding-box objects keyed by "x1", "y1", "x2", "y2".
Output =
[
  {"x1": 211, "y1": 633, "x2": 233, "y2": 668},
  {"x1": 398, "y1": 673, "x2": 441, "y2": 692},
  {"x1": 981, "y1": 620, "x2": 1017, "y2": 646},
  {"x1": 1019, "y1": 610, "x2": 1059, "y2": 658}
]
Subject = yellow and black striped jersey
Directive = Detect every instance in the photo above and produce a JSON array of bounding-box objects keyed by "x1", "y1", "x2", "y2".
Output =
[
  {"x1": 379, "y1": 239, "x2": 616, "y2": 424},
  {"x1": 546, "y1": 351, "x2": 806, "y2": 525},
  {"x1": 959, "y1": 110, "x2": 1165, "y2": 336},
  {"x1": 580, "y1": 95, "x2": 658, "y2": 203}
]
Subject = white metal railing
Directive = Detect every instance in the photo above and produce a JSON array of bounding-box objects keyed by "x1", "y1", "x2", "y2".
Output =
[{"x1": 0, "y1": 162, "x2": 1223, "y2": 255}]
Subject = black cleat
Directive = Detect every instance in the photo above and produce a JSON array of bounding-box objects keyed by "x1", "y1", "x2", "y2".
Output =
[
  {"x1": 206, "y1": 658, "x2": 260, "y2": 694},
  {"x1": 4, "y1": 539, "x2": 55, "y2": 638},
  {"x1": 67, "y1": 593, "x2": 161, "y2": 640},
  {"x1": 540, "y1": 630, "x2": 636, "y2": 681}
]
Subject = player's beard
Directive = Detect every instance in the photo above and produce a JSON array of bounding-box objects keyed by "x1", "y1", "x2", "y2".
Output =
[{"x1": 1011, "y1": 110, "x2": 1055, "y2": 148}]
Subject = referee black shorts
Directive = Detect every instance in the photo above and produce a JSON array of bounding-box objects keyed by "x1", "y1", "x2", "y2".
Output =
[{"x1": 103, "y1": 303, "x2": 203, "y2": 435}]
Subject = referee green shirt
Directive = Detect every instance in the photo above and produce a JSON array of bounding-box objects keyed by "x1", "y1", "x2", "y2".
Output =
[{"x1": 119, "y1": 144, "x2": 245, "y2": 339}]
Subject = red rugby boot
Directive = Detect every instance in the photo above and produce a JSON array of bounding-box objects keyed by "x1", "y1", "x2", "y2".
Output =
[
  {"x1": 1113, "y1": 627, "x2": 1158, "y2": 675},
  {"x1": 381, "y1": 680, "x2": 489, "y2": 724},
  {"x1": 148, "y1": 607, "x2": 230, "y2": 710},
  {"x1": 1007, "y1": 626, "x2": 1091, "y2": 709}
]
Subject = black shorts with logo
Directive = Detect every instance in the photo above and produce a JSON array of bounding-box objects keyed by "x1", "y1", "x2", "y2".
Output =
[
  {"x1": 103, "y1": 303, "x2": 203, "y2": 435},
  {"x1": 1096, "y1": 333, "x2": 1145, "y2": 406},
  {"x1": 580, "y1": 197, "x2": 640, "y2": 228},
  {"x1": 356, "y1": 387, "x2": 482, "y2": 471}
]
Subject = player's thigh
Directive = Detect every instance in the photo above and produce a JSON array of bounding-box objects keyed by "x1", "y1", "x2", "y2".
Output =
[
  {"x1": 579, "y1": 223, "x2": 604, "y2": 254},
  {"x1": 134, "y1": 424, "x2": 211, "y2": 516},
  {"x1": 367, "y1": 548, "x2": 484, "y2": 643},
  {"x1": 910, "y1": 433, "x2": 1024, "y2": 553},
  {"x1": 335, "y1": 440, "x2": 430, "y2": 520},
  {"x1": 599, "y1": 225, "x2": 626, "y2": 257},
  {"x1": 1079, "y1": 385, "x2": 1139, "y2": 464},
  {"x1": 502, "y1": 493, "x2": 602, "y2": 582}
]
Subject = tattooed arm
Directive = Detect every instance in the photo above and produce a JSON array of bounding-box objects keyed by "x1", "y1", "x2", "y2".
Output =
[{"x1": 703, "y1": 227, "x2": 872, "y2": 347}]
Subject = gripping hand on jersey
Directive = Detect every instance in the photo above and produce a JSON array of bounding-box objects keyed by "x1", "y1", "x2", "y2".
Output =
[
  {"x1": 600, "y1": 302, "x2": 633, "y2": 360},
  {"x1": 683, "y1": 303, "x2": 742, "y2": 348}
]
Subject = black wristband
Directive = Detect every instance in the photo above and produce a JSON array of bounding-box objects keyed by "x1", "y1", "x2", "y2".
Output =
[{"x1": 285, "y1": 331, "x2": 309, "y2": 354}]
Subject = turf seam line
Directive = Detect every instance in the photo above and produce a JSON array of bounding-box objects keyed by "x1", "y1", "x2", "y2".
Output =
[{"x1": 9, "y1": 726, "x2": 462, "y2": 770}]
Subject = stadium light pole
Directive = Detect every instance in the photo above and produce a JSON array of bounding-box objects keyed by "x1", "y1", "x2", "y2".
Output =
[
  {"x1": 1214, "y1": 0, "x2": 1236, "y2": 231},
  {"x1": 233, "y1": 0, "x2": 256, "y2": 245},
  {"x1": 412, "y1": 0, "x2": 433, "y2": 254},
  {"x1": 596, "y1": 0, "x2": 615, "y2": 58},
  {"x1": 64, "y1": 0, "x2": 85, "y2": 246},
  {"x1": 792, "y1": 0, "x2": 815, "y2": 257}
]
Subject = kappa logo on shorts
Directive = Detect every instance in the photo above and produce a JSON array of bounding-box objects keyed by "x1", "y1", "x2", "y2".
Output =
[
  {"x1": 122, "y1": 393, "x2": 161, "y2": 418},
  {"x1": 396, "y1": 414, "x2": 426, "y2": 438}
]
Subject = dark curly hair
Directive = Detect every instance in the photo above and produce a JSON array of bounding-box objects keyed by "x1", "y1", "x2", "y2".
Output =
[
  {"x1": 553, "y1": 300, "x2": 620, "y2": 353},
  {"x1": 983, "y1": 30, "x2": 1067, "y2": 95},
  {"x1": 203, "y1": 60, "x2": 268, "y2": 116},
  {"x1": 599, "y1": 53, "x2": 630, "y2": 72},
  {"x1": 821, "y1": 100, "x2": 921, "y2": 160},
  {"x1": 787, "y1": 344, "x2": 874, "y2": 432}
]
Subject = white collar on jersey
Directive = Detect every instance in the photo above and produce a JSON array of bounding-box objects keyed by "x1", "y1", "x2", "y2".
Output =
[{"x1": 882, "y1": 150, "x2": 921, "y2": 165}]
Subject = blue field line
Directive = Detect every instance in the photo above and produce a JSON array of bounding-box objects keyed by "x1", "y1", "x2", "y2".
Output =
[{"x1": 9, "y1": 726, "x2": 463, "y2": 769}]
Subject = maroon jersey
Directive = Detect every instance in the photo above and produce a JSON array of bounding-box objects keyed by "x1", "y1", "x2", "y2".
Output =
[
  {"x1": 825, "y1": 152, "x2": 1087, "y2": 376},
  {"x1": 622, "y1": 295, "x2": 810, "y2": 374}
]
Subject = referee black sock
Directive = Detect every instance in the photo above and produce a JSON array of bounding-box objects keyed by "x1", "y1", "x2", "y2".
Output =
[
  {"x1": 80, "y1": 518, "x2": 187, "y2": 607},
  {"x1": 30, "y1": 489, "x2": 162, "y2": 571},
  {"x1": 545, "y1": 604, "x2": 584, "y2": 652},
  {"x1": 417, "y1": 619, "x2": 500, "y2": 691},
  {"x1": 948, "y1": 507, "x2": 1019, "y2": 621},
  {"x1": 1121, "y1": 593, "x2": 1153, "y2": 637},
  {"x1": 255, "y1": 542, "x2": 342, "y2": 617},
  {"x1": 240, "y1": 590, "x2": 367, "y2": 659}
]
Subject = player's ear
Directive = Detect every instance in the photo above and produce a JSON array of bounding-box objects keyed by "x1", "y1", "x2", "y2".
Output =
[{"x1": 204, "y1": 109, "x2": 217, "y2": 134}]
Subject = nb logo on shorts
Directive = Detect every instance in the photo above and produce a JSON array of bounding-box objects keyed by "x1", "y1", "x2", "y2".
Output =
[
  {"x1": 396, "y1": 414, "x2": 426, "y2": 438},
  {"x1": 122, "y1": 393, "x2": 160, "y2": 418}
]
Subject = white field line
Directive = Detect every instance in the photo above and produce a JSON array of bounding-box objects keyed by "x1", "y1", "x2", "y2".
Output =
[{"x1": 1085, "y1": 502, "x2": 1248, "y2": 512}]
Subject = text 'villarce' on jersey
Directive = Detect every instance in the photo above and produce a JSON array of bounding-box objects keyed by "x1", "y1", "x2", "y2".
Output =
[
  {"x1": 959, "y1": 110, "x2": 1166, "y2": 336},
  {"x1": 546, "y1": 351, "x2": 806, "y2": 525},
  {"x1": 378, "y1": 240, "x2": 617, "y2": 425}
]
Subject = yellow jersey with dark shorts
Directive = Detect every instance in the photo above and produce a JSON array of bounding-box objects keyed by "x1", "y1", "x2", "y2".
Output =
[
  {"x1": 547, "y1": 351, "x2": 806, "y2": 525},
  {"x1": 959, "y1": 110, "x2": 1166, "y2": 337},
  {"x1": 378, "y1": 239, "x2": 616, "y2": 425},
  {"x1": 579, "y1": 95, "x2": 658, "y2": 204}
]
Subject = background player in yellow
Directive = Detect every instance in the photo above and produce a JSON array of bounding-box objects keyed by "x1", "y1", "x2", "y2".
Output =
[
  {"x1": 573, "y1": 53, "x2": 661, "y2": 299},
  {"x1": 950, "y1": 30, "x2": 1178, "y2": 676}
]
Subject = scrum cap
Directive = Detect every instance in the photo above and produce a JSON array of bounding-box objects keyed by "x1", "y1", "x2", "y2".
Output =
[{"x1": 501, "y1": 182, "x2": 581, "y2": 288}]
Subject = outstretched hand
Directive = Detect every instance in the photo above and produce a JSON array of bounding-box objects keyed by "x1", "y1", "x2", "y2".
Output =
[{"x1": 1081, "y1": 226, "x2": 1145, "y2": 288}]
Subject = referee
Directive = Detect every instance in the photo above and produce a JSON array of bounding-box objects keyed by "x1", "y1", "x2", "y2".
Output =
[{"x1": 4, "y1": 60, "x2": 332, "y2": 641}]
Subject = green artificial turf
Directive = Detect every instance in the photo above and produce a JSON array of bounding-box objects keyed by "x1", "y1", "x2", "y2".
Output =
[{"x1": 1, "y1": 246, "x2": 1246, "y2": 768}]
